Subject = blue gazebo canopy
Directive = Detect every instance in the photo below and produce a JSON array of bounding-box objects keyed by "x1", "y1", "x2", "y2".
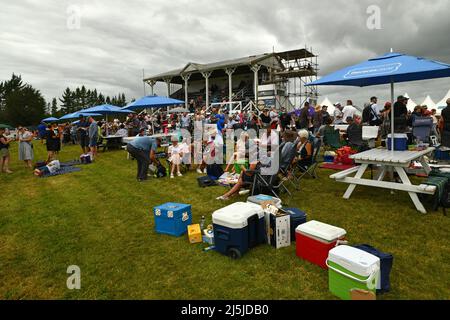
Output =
[
  {"x1": 122, "y1": 96, "x2": 184, "y2": 111},
  {"x1": 42, "y1": 117, "x2": 59, "y2": 122},
  {"x1": 59, "y1": 112, "x2": 102, "y2": 121},
  {"x1": 82, "y1": 104, "x2": 132, "y2": 115},
  {"x1": 307, "y1": 52, "x2": 450, "y2": 87}
]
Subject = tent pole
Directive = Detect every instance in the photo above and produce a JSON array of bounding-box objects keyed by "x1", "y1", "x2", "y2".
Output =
[{"x1": 391, "y1": 80, "x2": 395, "y2": 154}]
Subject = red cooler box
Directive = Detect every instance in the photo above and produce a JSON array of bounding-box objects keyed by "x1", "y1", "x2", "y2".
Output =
[{"x1": 296, "y1": 220, "x2": 346, "y2": 269}]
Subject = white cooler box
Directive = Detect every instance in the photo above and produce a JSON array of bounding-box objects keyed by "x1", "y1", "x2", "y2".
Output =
[{"x1": 327, "y1": 245, "x2": 380, "y2": 300}]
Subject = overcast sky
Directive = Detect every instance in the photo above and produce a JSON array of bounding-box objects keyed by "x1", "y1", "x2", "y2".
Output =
[{"x1": 1, "y1": 0, "x2": 449, "y2": 108}]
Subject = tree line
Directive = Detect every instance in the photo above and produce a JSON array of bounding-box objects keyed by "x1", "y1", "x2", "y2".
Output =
[{"x1": 0, "y1": 74, "x2": 130, "y2": 127}]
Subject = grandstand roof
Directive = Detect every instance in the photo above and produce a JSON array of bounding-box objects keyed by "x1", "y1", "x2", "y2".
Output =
[{"x1": 145, "y1": 49, "x2": 315, "y2": 85}]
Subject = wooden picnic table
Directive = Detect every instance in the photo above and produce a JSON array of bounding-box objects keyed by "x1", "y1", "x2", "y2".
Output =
[{"x1": 330, "y1": 147, "x2": 436, "y2": 214}]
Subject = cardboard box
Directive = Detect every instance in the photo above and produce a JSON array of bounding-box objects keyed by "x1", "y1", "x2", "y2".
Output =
[{"x1": 268, "y1": 212, "x2": 291, "y2": 249}]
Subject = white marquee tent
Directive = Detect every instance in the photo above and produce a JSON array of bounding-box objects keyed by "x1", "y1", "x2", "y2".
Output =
[
  {"x1": 421, "y1": 95, "x2": 436, "y2": 109},
  {"x1": 404, "y1": 93, "x2": 418, "y2": 112},
  {"x1": 437, "y1": 89, "x2": 450, "y2": 108}
]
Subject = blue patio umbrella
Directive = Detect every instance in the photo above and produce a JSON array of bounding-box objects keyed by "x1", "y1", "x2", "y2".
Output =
[
  {"x1": 59, "y1": 112, "x2": 102, "y2": 121},
  {"x1": 42, "y1": 117, "x2": 59, "y2": 123},
  {"x1": 122, "y1": 95, "x2": 184, "y2": 111},
  {"x1": 306, "y1": 52, "x2": 450, "y2": 150},
  {"x1": 82, "y1": 104, "x2": 134, "y2": 135}
]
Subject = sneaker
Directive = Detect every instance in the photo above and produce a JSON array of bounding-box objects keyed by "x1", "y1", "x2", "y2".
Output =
[
  {"x1": 197, "y1": 168, "x2": 203, "y2": 174},
  {"x1": 216, "y1": 196, "x2": 229, "y2": 201},
  {"x1": 239, "y1": 189, "x2": 250, "y2": 196},
  {"x1": 177, "y1": 172, "x2": 183, "y2": 177},
  {"x1": 170, "y1": 174, "x2": 175, "y2": 179}
]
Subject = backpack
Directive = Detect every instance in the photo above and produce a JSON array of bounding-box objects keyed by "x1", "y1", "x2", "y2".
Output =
[
  {"x1": 156, "y1": 163, "x2": 167, "y2": 178},
  {"x1": 362, "y1": 104, "x2": 379, "y2": 124},
  {"x1": 206, "y1": 164, "x2": 224, "y2": 180},
  {"x1": 197, "y1": 176, "x2": 217, "y2": 188}
]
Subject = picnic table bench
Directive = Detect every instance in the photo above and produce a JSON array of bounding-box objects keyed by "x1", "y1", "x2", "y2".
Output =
[{"x1": 330, "y1": 148, "x2": 436, "y2": 214}]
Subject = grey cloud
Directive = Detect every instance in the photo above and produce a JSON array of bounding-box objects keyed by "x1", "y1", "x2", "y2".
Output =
[{"x1": 0, "y1": 0, "x2": 449, "y2": 108}]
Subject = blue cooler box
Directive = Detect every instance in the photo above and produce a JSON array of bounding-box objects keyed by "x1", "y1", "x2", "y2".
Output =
[
  {"x1": 213, "y1": 202, "x2": 266, "y2": 259},
  {"x1": 354, "y1": 244, "x2": 393, "y2": 294},
  {"x1": 387, "y1": 134, "x2": 408, "y2": 151},
  {"x1": 153, "y1": 203, "x2": 192, "y2": 237},
  {"x1": 283, "y1": 208, "x2": 307, "y2": 242}
]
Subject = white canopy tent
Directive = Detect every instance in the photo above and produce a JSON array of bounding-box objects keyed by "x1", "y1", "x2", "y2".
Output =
[
  {"x1": 420, "y1": 95, "x2": 436, "y2": 109},
  {"x1": 404, "y1": 93, "x2": 418, "y2": 112},
  {"x1": 437, "y1": 89, "x2": 450, "y2": 108},
  {"x1": 433, "y1": 89, "x2": 450, "y2": 115}
]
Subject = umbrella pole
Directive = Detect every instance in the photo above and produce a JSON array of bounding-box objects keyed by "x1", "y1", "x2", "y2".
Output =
[
  {"x1": 391, "y1": 80, "x2": 395, "y2": 154},
  {"x1": 390, "y1": 80, "x2": 395, "y2": 191}
]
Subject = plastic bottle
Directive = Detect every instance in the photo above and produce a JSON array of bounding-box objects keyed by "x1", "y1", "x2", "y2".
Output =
[{"x1": 200, "y1": 216, "x2": 206, "y2": 231}]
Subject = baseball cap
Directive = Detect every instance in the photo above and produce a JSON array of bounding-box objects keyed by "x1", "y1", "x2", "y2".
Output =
[
  {"x1": 334, "y1": 102, "x2": 341, "y2": 106},
  {"x1": 398, "y1": 95, "x2": 409, "y2": 101}
]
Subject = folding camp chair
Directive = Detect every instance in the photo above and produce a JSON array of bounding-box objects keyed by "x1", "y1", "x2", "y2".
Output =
[
  {"x1": 250, "y1": 171, "x2": 289, "y2": 199},
  {"x1": 295, "y1": 138, "x2": 322, "y2": 182},
  {"x1": 323, "y1": 127, "x2": 342, "y2": 150}
]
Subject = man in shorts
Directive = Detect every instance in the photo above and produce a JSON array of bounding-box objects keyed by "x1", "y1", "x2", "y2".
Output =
[{"x1": 88, "y1": 117, "x2": 98, "y2": 160}]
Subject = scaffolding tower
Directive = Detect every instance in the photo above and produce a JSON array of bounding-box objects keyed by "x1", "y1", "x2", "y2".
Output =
[{"x1": 263, "y1": 46, "x2": 319, "y2": 109}]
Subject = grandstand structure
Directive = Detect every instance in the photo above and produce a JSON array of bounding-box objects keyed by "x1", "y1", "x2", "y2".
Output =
[{"x1": 143, "y1": 47, "x2": 318, "y2": 113}]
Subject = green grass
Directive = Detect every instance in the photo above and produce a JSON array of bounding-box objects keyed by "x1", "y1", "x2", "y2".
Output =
[{"x1": 0, "y1": 141, "x2": 449, "y2": 300}]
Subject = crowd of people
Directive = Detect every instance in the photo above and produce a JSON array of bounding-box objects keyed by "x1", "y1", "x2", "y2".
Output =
[{"x1": 2, "y1": 96, "x2": 450, "y2": 179}]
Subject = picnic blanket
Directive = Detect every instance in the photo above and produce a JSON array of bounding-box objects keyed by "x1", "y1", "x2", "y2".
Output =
[{"x1": 40, "y1": 166, "x2": 82, "y2": 178}]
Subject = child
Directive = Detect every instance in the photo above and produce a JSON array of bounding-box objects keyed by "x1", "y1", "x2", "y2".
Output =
[
  {"x1": 168, "y1": 137, "x2": 184, "y2": 179},
  {"x1": 34, "y1": 160, "x2": 61, "y2": 177}
]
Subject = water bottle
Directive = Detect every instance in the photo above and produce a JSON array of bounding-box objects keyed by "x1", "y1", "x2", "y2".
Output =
[{"x1": 200, "y1": 216, "x2": 206, "y2": 231}]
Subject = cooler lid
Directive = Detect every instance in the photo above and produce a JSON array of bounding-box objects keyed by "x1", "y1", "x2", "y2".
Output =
[
  {"x1": 387, "y1": 134, "x2": 408, "y2": 139},
  {"x1": 213, "y1": 202, "x2": 265, "y2": 229},
  {"x1": 296, "y1": 220, "x2": 346, "y2": 242},
  {"x1": 328, "y1": 245, "x2": 380, "y2": 277},
  {"x1": 248, "y1": 194, "x2": 282, "y2": 208}
]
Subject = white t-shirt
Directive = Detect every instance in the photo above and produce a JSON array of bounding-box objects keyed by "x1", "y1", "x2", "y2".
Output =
[
  {"x1": 342, "y1": 105, "x2": 357, "y2": 123},
  {"x1": 46, "y1": 160, "x2": 60, "y2": 174},
  {"x1": 168, "y1": 144, "x2": 183, "y2": 156}
]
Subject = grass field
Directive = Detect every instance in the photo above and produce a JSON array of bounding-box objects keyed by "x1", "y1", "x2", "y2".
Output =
[{"x1": 1, "y1": 141, "x2": 449, "y2": 300}]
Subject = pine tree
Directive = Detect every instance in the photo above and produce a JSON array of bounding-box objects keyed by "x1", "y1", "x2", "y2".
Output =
[
  {"x1": 60, "y1": 88, "x2": 74, "y2": 114},
  {"x1": 51, "y1": 97, "x2": 58, "y2": 116}
]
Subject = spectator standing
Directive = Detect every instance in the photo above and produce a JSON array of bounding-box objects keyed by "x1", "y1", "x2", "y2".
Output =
[
  {"x1": 17, "y1": 127, "x2": 34, "y2": 169},
  {"x1": 333, "y1": 102, "x2": 344, "y2": 124},
  {"x1": 393, "y1": 96, "x2": 409, "y2": 133},
  {"x1": 313, "y1": 105, "x2": 323, "y2": 134},
  {"x1": 0, "y1": 127, "x2": 13, "y2": 174},
  {"x1": 88, "y1": 117, "x2": 98, "y2": 160},
  {"x1": 77, "y1": 115, "x2": 90, "y2": 154},
  {"x1": 342, "y1": 100, "x2": 357, "y2": 124},
  {"x1": 439, "y1": 98, "x2": 450, "y2": 147}
]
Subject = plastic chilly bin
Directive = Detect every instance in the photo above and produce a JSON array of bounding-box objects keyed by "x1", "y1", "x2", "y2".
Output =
[
  {"x1": 247, "y1": 194, "x2": 282, "y2": 208},
  {"x1": 213, "y1": 202, "x2": 266, "y2": 259},
  {"x1": 153, "y1": 203, "x2": 192, "y2": 237},
  {"x1": 387, "y1": 134, "x2": 408, "y2": 151},
  {"x1": 354, "y1": 244, "x2": 393, "y2": 294},
  {"x1": 283, "y1": 208, "x2": 307, "y2": 242},
  {"x1": 296, "y1": 221, "x2": 346, "y2": 269},
  {"x1": 435, "y1": 149, "x2": 450, "y2": 161},
  {"x1": 327, "y1": 245, "x2": 380, "y2": 300}
]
